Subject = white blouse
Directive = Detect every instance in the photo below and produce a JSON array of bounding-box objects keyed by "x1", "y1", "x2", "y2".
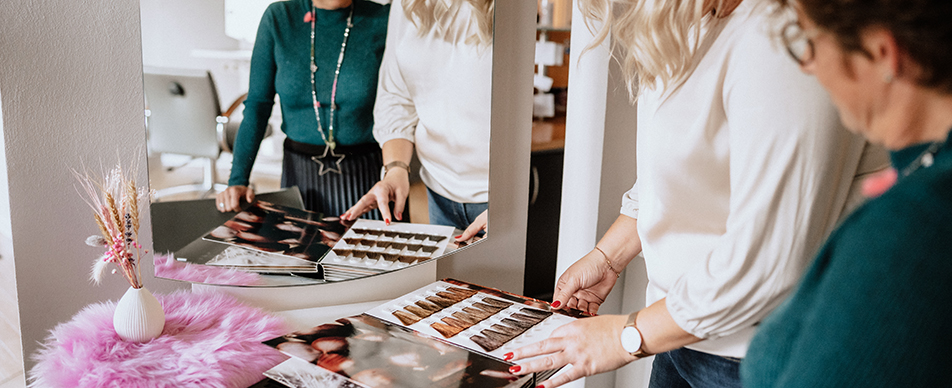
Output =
[
  {"x1": 373, "y1": 0, "x2": 492, "y2": 203},
  {"x1": 621, "y1": 0, "x2": 888, "y2": 357}
]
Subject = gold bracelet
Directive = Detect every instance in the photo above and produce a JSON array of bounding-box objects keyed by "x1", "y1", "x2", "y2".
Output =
[{"x1": 594, "y1": 246, "x2": 621, "y2": 278}]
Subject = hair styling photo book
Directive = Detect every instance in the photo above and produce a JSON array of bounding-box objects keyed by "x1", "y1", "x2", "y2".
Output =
[
  {"x1": 201, "y1": 201, "x2": 349, "y2": 268},
  {"x1": 260, "y1": 279, "x2": 591, "y2": 388}
]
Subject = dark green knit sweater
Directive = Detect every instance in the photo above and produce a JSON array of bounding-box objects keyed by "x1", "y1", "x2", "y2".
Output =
[
  {"x1": 742, "y1": 130, "x2": 952, "y2": 387},
  {"x1": 229, "y1": 0, "x2": 389, "y2": 186}
]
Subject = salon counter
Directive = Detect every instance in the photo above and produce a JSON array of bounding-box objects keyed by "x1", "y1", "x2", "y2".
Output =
[
  {"x1": 191, "y1": 258, "x2": 438, "y2": 311},
  {"x1": 531, "y1": 116, "x2": 566, "y2": 152}
]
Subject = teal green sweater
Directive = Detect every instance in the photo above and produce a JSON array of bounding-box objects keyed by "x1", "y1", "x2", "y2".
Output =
[
  {"x1": 229, "y1": 0, "x2": 389, "y2": 186},
  {"x1": 742, "y1": 130, "x2": 952, "y2": 387}
]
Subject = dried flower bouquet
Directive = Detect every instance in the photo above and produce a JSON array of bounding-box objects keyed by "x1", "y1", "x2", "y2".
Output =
[{"x1": 74, "y1": 162, "x2": 151, "y2": 289}]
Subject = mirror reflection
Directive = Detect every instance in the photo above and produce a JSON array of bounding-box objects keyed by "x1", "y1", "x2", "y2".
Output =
[{"x1": 141, "y1": 0, "x2": 493, "y2": 287}]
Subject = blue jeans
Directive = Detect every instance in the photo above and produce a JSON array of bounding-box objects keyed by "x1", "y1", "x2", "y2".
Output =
[
  {"x1": 426, "y1": 187, "x2": 488, "y2": 232},
  {"x1": 648, "y1": 348, "x2": 742, "y2": 388}
]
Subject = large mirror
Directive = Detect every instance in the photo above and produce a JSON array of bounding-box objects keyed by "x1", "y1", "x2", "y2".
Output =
[{"x1": 140, "y1": 0, "x2": 494, "y2": 287}]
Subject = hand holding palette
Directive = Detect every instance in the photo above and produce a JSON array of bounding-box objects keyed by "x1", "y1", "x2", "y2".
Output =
[{"x1": 260, "y1": 279, "x2": 590, "y2": 388}]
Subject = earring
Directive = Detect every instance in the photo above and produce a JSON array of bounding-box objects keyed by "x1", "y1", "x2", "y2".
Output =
[{"x1": 883, "y1": 73, "x2": 894, "y2": 83}]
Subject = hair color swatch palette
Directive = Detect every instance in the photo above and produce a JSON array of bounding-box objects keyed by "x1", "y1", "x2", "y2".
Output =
[
  {"x1": 364, "y1": 279, "x2": 587, "y2": 362},
  {"x1": 323, "y1": 219, "x2": 455, "y2": 271},
  {"x1": 469, "y1": 307, "x2": 554, "y2": 352}
]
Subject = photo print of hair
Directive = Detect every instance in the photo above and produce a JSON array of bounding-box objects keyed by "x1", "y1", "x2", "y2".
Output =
[
  {"x1": 264, "y1": 314, "x2": 525, "y2": 388},
  {"x1": 204, "y1": 201, "x2": 349, "y2": 262}
]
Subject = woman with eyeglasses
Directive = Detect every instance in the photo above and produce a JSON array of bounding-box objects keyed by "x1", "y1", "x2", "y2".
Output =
[
  {"x1": 505, "y1": 0, "x2": 887, "y2": 387},
  {"x1": 741, "y1": 1, "x2": 952, "y2": 387}
]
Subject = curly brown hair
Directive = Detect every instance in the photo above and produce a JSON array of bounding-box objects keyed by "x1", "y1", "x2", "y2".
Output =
[{"x1": 777, "y1": 0, "x2": 952, "y2": 93}]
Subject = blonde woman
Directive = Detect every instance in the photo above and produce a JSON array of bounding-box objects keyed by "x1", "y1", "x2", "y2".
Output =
[
  {"x1": 507, "y1": 0, "x2": 886, "y2": 387},
  {"x1": 342, "y1": 0, "x2": 493, "y2": 240}
]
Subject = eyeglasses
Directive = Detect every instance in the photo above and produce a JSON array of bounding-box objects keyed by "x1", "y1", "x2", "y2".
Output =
[{"x1": 781, "y1": 20, "x2": 816, "y2": 66}]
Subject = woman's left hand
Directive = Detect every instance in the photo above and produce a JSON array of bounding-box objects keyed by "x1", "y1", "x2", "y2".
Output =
[
  {"x1": 508, "y1": 314, "x2": 636, "y2": 388},
  {"x1": 455, "y1": 210, "x2": 487, "y2": 242}
]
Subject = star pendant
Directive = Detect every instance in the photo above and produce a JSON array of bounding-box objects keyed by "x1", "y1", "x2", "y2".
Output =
[{"x1": 311, "y1": 146, "x2": 345, "y2": 176}]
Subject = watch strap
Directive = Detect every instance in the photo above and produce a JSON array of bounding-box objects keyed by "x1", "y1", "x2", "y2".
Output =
[{"x1": 381, "y1": 161, "x2": 411, "y2": 180}]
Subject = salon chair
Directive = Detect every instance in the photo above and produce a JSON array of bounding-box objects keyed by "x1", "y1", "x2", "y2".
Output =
[{"x1": 143, "y1": 68, "x2": 272, "y2": 200}]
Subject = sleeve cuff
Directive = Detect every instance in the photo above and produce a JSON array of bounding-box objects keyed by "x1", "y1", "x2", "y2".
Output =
[
  {"x1": 665, "y1": 297, "x2": 715, "y2": 340},
  {"x1": 620, "y1": 202, "x2": 639, "y2": 219},
  {"x1": 620, "y1": 184, "x2": 639, "y2": 219},
  {"x1": 373, "y1": 129, "x2": 415, "y2": 146}
]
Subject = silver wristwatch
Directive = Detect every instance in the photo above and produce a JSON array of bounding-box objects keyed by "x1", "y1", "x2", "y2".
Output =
[{"x1": 620, "y1": 311, "x2": 651, "y2": 358}]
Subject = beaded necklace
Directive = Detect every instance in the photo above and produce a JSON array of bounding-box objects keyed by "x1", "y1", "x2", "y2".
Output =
[
  {"x1": 900, "y1": 141, "x2": 944, "y2": 178},
  {"x1": 308, "y1": 4, "x2": 354, "y2": 175}
]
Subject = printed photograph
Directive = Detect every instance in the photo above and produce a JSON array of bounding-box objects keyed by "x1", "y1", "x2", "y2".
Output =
[
  {"x1": 204, "y1": 201, "x2": 350, "y2": 263},
  {"x1": 264, "y1": 315, "x2": 527, "y2": 388}
]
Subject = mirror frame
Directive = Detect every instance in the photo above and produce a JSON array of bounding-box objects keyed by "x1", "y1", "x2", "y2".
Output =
[
  {"x1": 143, "y1": 0, "x2": 537, "y2": 294},
  {"x1": 0, "y1": 0, "x2": 534, "y2": 373}
]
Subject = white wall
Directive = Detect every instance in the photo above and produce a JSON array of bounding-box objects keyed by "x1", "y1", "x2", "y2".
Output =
[
  {"x1": 0, "y1": 0, "x2": 190, "y2": 374},
  {"x1": 0, "y1": 89, "x2": 10, "y2": 240},
  {"x1": 139, "y1": 0, "x2": 247, "y2": 107}
]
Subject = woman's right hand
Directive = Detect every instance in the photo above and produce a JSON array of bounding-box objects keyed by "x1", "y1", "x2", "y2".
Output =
[
  {"x1": 216, "y1": 185, "x2": 256, "y2": 213},
  {"x1": 342, "y1": 169, "x2": 409, "y2": 224},
  {"x1": 551, "y1": 249, "x2": 620, "y2": 315}
]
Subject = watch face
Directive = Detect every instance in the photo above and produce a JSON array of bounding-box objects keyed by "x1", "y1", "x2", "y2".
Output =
[{"x1": 620, "y1": 326, "x2": 642, "y2": 353}]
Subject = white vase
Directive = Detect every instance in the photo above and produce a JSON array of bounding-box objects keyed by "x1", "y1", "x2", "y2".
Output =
[{"x1": 113, "y1": 286, "x2": 166, "y2": 342}]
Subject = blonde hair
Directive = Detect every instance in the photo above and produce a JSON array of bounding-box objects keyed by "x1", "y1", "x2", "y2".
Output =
[
  {"x1": 402, "y1": 0, "x2": 494, "y2": 46},
  {"x1": 581, "y1": 0, "x2": 731, "y2": 98}
]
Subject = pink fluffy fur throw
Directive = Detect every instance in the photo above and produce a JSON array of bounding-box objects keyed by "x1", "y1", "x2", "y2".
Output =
[
  {"x1": 154, "y1": 254, "x2": 264, "y2": 286},
  {"x1": 29, "y1": 290, "x2": 290, "y2": 388}
]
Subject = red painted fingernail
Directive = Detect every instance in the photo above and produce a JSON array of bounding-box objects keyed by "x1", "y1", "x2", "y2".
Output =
[
  {"x1": 537, "y1": 385, "x2": 545, "y2": 388},
  {"x1": 550, "y1": 301, "x2": 561, "y2": 308},
  {"x1": 454, "y1": 235, "x2": 462, "y2": 239},
  {"x1": 509, "y1": 366, "x2": 521, "y2": 374},
  {"x1": 385, "y1": 218, "x2": 391, "y2": 225},
  {"x1": 503, "y1": 352, "x2": 514, "y2": 361}
]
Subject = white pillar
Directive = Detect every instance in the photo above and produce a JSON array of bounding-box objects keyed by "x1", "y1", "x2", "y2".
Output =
[
  {"x1": 554, "y1": 2, "x2": 610, "y2": 388},
  {"x1": 557, "y1": 0, "x2": 611, "y2": 278}
]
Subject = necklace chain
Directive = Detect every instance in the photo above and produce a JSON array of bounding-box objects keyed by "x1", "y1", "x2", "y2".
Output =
[
  {"x1": 900, "y1": 141, "x2": 944, "y2": 177},
  {"x1": 309, "y1": 5, "x2": 354, "y2": 151}
]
